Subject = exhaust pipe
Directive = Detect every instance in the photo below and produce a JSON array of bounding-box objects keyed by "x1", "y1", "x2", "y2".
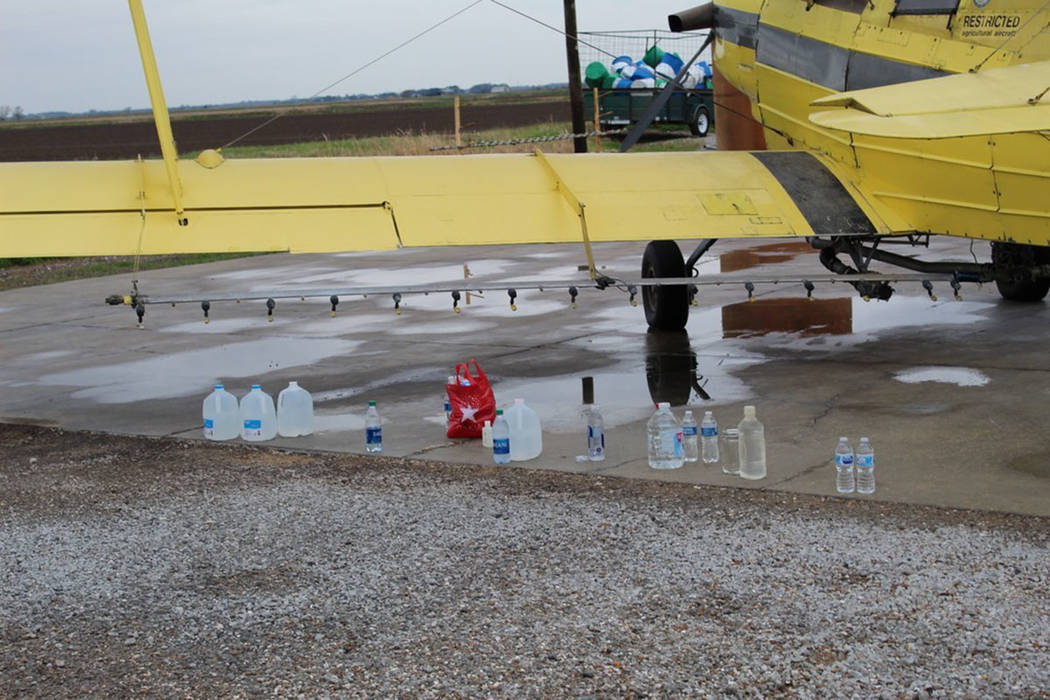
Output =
[{"x1": 668, "y1": 4, "x2": 714, "y2": 32}]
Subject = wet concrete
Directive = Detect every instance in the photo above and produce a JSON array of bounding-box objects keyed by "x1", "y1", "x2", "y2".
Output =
[{"x1": 1, "y1": 237, "x2": 1048, "y2": 516}]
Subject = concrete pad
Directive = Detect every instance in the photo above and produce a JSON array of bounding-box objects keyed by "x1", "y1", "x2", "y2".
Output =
[{"x1": 1, "y1": 238, "x2": 1048, "y2": 516}]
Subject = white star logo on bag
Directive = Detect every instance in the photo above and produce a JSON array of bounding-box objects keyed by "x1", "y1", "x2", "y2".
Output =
[{"x1": 459, "y1": 406, "x2": 479, "y2": 423}]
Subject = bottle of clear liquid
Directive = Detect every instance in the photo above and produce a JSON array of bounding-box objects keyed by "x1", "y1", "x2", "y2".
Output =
[
  {"x1": 681, "y1": 410, "x2": 699, "y2": 463},
  {"x1": 365, "y1": 400, "x2": 382, "y2": 453},
  {"x1": 203, "y1": 384, "x2": 239, "y2": 441},
  {"x1": 647, "y1": 402, "x2": 684, "y2": 470},
  {"x1": 855, "y1": 437, "x2": 875, "y2": 494},
  {"x1": 239, "y1": 384, "x2": 277, "y2": 442},
  {"x1": 721, "y1": 428, "x2": 740, "y2": 475},
  {"x1": 277, "y1": 381, "x2": 314, "y2": 437},
  {"x1": 835, "y1": 436, "x2": 855, "y2": 493},
  {"x1": 481, "y1": 420, "x2": 493, "y2": 448},
  {"x1": 587, "y1": 404, "x2": 606, "y2": 461},
  {"x1": 492, "y1": 409, "x2": 510, "y2": 464},
  {"x1": 700, "y1": 410, "x2": 719, "y2": 464},
  {"x1": 737, "y1": 405, "x2": 766, "y2": 480}
]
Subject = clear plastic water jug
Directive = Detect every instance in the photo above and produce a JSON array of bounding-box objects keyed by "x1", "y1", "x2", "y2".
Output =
[
  {"x1": 505, "y1": 398, "x2": 542, "y2": 461},
  {"x1": 239, "y1": 384, "x2": 277, "y2": 442},
  {"x1": 203, "y1": 384, "x2": 239, "y2": 441},
  {"x1": 277, "y1": 381, "x2": 314, "y2": 437}
]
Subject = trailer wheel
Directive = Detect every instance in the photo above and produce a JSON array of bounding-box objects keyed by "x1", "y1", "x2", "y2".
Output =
[
  {"x1": 688, "y1": 106, "x2": 710, "y2": 137},
  {"x1": 992, "y1": 241, "x2": 1050, "y2": 302},
  {"x1": 642, "y1": 240, "x2": 689, "y2": 331}
]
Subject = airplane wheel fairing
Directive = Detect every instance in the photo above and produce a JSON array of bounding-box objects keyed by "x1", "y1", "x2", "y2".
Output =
[
  {"x1": 642, "y1": 240, "x2": 689, "y2": 331},
  {"x1": 689, "y1": 106, "x2": 710, "y2": 137},
  {"x1": 992, "y1": 242, "x2": 1050, "y2": 302}
]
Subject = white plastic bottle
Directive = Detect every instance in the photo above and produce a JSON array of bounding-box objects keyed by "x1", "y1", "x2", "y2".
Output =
[
  {"x1": 202, "y1": 384, "x2": 239, "y2": 441},
  {"x1": 647, "y1": 402, "x2": 683, "y2": 470},
  {"x1": 856, "y1": 437, "x2": 875, "y2": 494},
  {"x1": 505, "y1": 398, "x2": 542, "y2": 461},
  {"x1": 587, "y1": 404, "x2": 606, "y2": 462},
  {"x1": 835, "y1": 436, "x2": 855, "y2": 493},
  {"x1": 737, "y1": 405, "x2": 766, "y2": 480},
  {"x1": 681, "y1": 410, "x2": 699, "y2": 463},
  {"x1": 239, "y1": 384, "x2": 277, "y2": 442},
  {"x1": 481, "y1": 420, "x2": 493, "y2": 448},
  {"x1": 700, "y1": 410, "x2": 719, "y2": 464},
  {"x1": 492, "y1": 410, "x2": 510, "y2": 464},
  {"x1": 365, "y1": 400, "x2": 382, "y2": 453},
  {"x1": 277, "y1": 381, "x2": 314, "y2": 437}
]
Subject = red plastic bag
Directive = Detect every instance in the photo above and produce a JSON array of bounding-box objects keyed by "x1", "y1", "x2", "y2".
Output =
[{"x1": 446, "y1": 359, "x2": 496, "y2": 439}]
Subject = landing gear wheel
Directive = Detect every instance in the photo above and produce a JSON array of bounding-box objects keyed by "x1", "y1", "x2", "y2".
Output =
[
  {"x1": 642, "y1": 240, "x2": 689, "y2": 331},
  {"x1": 992, "y1": 242, "x2": 1050, "y2": 302},
  {"x1": 688, "y1": 106, "x2": 710, "y2": 137}
]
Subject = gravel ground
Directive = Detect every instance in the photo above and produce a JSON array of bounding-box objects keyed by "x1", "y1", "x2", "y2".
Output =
[{"x1": 1, "y1": 423, "x2": 1047, "y2": 698}]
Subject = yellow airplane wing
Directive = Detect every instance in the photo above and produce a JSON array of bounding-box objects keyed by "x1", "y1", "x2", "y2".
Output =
[
  {"x1": 810, "y1": 60, "x2": 1050, "y2": 139},
  {"x1": 0, "y1": 149, "x2": 886, "y2": 258}
]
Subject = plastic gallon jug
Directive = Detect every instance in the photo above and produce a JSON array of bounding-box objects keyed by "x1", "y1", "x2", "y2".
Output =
[
  {"x1": 239, "y1": 384, "x2": 277, "y2": 441},
  {"x1": 277, "y1": 381, "x2": 314, "y2": 437},
  {"x1": 505, "y1": 398, "x2": 542, "y2": 461},
  {"x1": 202, "y1": 384, "x2": 239, "y2": 441}
]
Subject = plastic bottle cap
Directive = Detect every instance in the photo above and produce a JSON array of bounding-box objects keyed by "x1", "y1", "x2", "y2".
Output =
[
  {"x1": 743, "y1": 405, "x2": 755, "y2": 417},
  {"x1": 496, "y1": 409, "x2": 503, "y2": 415},
  {"x1": 860, "y1": 437, "x2": 869, "y2": 441},
  {"x1": 215, "y1": 384, "x2": 224, "y2": 390},
  {"x1": 840, "y1": 436, "x2": 848, "y2": 441},
  {"x1": 704, "y1": 411, "x2": 713, "y2": 417},
  {"x1": 657, "y1": 402, "x2": 670, "y2": 409},
  {"x1": 251, "y1": 384, "x2": 261, "y2": 390},
  {"x1": 484, "y1": 420, "x2": 491, "y2": 427},
  {"x1": 368, "y1": 400, "x2": 377, "y2": 406},
  {"x1": 515, "y1": 398, "x2": 524, "y2": 404},
  {"x1": 289, "y1": 381, "x2": 298, "y2": 387}
]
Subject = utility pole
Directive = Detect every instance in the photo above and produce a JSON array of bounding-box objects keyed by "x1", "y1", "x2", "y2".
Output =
[{"x1": 563, "y1": 0, "x2": 587, "y2": 153}]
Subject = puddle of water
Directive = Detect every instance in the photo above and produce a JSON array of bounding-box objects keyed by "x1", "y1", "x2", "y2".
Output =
[
  {"x1": 1004, "y1": 452, "x2": 1050, "y2": 478},
  {"x1": 894, "y1": 367, "x2": 990, "y2": 387},
  {"x1": 719, "y1": 240, "x2": 811, "y2": 272},
  {"x1": 722, "y1": 298, "x2": 851, "y2": 338},
  {"x1": 387, "y1": 319, "x2": 497, "y2": 336},
  {"x1": 160, "y1": 318, "x2": 272, "y2": 335},
  {"x1": 38, "y1": 338, "x2": 361, "y2": 403}
]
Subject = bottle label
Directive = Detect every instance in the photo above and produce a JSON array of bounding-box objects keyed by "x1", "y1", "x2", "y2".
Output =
[
  {"x1": 366, "y1": 427, "x2": 382, "y2": 444},
  {"x1": 673, "y1": 431, "x2": 683, "y2": 458},
  {"x1": 204, "y1": 419, "x2": 214, "y2": 429},
  {"x1": 588, "y1": 427, "x2": 604, "y2": 456},
  {"x1": 493, "y1": 438, "x2": 510, "y2": 455},
  {"x1": 700, "y1": 426, "x2": 716, "y2": 437},
  {"x1": 244, "y1": 419, "x2": 261, "y2": 430},
  {"x1": 682, "y1": 425, "x2": 698, "y2": 437},
  {"x1": 835, "y1": 454, "x2": 854, "y2": 467},
  {"x1": 857, "y1": 454, "x2": 874, "y2": 467}
]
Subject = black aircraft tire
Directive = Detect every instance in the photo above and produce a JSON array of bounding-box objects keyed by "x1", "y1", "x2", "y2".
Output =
[
  {"x1": 992, "y1": 242, "x2": 1050, "y2": 302},
  {"x1": 642, "y1": 240, "x2": 689, "y2": 331}
]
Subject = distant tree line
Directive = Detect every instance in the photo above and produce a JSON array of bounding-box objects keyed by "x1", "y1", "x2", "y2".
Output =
[{"x1": 0, "y1": 106, "x2": 25, "y2": 121}]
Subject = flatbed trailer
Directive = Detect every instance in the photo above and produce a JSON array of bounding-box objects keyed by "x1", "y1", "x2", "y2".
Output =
[{"x1": 583, "y1": 87, "x2": 714, "y2": 137}]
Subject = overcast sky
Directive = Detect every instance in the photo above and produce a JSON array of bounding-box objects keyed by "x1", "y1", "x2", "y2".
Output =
[{"x1": 1, "y1": 1, "x2": 700, "y2": 114}]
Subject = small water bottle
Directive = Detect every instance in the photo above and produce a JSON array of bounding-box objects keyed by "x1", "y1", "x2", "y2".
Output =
[
  {"x1": 856, "y1": 437, "x2": 875, "y2": 494},
  {"x1": 835, "y1": 436, "x2": 855, "y2": 493},
  {"x1": 365, "y1": 400, "x2": 382, "y2": 453},
  {"x1": 492, "y1": 409, "x2": 511, "y2": 464},
  {"x1": 681, "y1": 410, "x2": 699, "y2": 462},
  {"x1": 700, "y1": 410, "x2": 719, "y2": 464},
  {"x1": 482, "y1": 420, "x2": 493, "y2": 448},
  {"x1": 721, "y1": 428, "x2": 740, "y2": 475},
  {"x1": 444, "y1": 399, "x2": 452, "y2": 426},
  {"x1": 587, "y1": 404, "x2": 606, "y2": 461}
]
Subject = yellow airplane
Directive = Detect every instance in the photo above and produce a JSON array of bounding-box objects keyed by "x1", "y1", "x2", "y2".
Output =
[{"x1": 1, "y1": 0, "x2": 1048, "y2": 331}]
